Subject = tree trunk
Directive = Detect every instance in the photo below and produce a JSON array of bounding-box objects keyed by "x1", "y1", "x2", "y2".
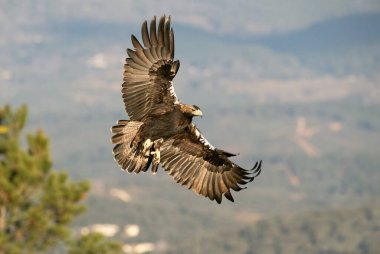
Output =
[{"x1": 0, "y1": 206, "x2": 5, "y2": 231}]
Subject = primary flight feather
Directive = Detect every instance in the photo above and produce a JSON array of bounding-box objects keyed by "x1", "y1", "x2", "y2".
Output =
[{"x1": 112, "y1": 15, "x2": 262, "y2": 204}]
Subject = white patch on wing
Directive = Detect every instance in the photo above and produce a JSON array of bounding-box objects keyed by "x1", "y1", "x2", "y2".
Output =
[
  {"x1": 169, "y1": 81, "x2": 180, "y2": 104},
  {"x1": 194, "y1": 126, "x2": 215, "y2": 150}
]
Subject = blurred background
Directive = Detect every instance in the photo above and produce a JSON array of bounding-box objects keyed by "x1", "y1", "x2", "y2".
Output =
[{"x1": 1, "y1": 0, "x2": 380, "y2": 253}]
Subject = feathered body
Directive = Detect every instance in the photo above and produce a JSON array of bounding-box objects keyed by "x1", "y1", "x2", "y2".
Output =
[{"x1": 112, "y1": 15, "x2": 262, "y2": 203}]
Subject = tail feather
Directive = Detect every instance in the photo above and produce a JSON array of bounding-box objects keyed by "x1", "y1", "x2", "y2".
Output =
[{"x1": 111, "y1": 120, "x2": 152, "y2": 173}]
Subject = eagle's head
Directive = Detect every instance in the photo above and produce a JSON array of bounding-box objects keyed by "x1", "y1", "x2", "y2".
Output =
[{"x1": 180, "y1": 104, "x2": 203, "y2": 117}]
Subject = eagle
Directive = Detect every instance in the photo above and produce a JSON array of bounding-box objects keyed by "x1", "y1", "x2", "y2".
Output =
[{"x1": 111, "y1": 15, "x2": 262, "y2": 203}]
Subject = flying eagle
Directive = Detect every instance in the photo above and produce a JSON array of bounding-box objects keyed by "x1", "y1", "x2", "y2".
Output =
[{"x1": 111, "y1": 15, "x2": 262, "y2": 203}]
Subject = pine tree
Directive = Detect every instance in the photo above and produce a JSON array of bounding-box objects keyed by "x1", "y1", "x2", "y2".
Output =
[
  {"x1": 0, "y1": 105, "x2": 123, "y2": 254},
  {"x1": 68, "y1": 233, "x2": 123, "y2": 254}
]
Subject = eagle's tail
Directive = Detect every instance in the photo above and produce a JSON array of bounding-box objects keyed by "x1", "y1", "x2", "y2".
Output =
[{"x1": 111, "y1": 120, "x2": 153, "y2": 173}]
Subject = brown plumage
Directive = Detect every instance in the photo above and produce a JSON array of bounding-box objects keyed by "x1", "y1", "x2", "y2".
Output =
[{"x1": 112, "y1": 15, "x2": 262, "y2": 203}]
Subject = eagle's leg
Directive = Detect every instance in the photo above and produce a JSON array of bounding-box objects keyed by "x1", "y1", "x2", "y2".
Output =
[
  {"x1": 142, "y1": 139, "x2": 153, "y2": 157},
  {"x1": 151, "y1": 139, "x2": 163, "y2": 174}
]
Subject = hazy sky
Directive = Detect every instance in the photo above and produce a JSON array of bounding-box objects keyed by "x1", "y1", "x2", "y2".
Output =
[{"x1": 1, "y1": 0, "x2": 380, "y2": 36}]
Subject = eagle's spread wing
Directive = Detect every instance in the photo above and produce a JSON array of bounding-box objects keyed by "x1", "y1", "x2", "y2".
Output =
[
  {"x1": 123, "y1": 15, "x2": 180, "y2": 121},
  {"x1": 159, "y1": 124, "x2": 262, "y2": 203}
]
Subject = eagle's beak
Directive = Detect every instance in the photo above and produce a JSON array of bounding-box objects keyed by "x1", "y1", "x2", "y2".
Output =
[{"x1": 193, "y1": 109, "x2": 203, "y2": 117}]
